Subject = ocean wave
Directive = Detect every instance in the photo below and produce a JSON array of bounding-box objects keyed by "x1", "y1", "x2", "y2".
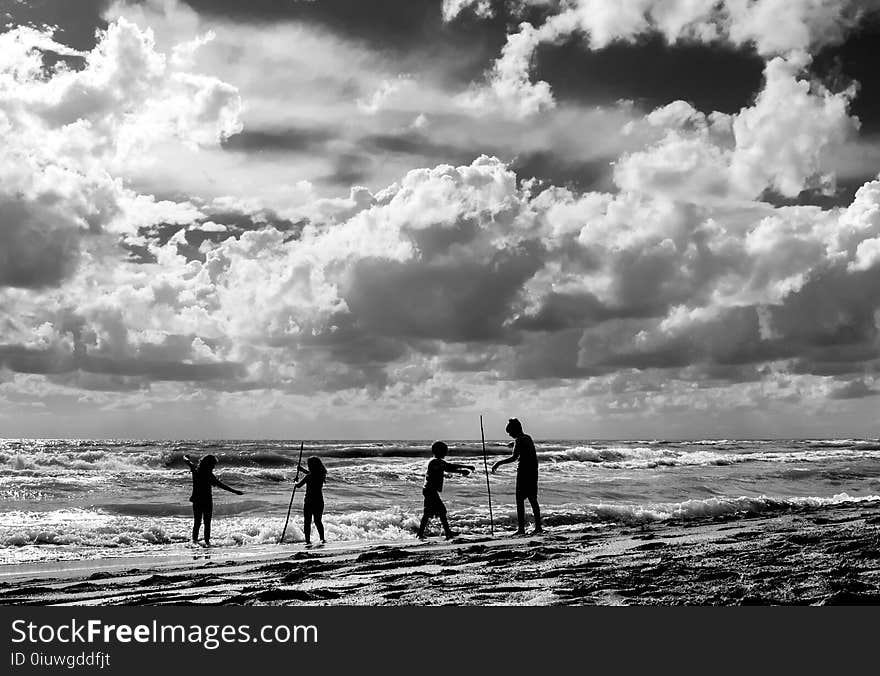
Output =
[
  {"x1": 447, "y1": 492, "x2": 880, "y2": 531},
  {"x1": 97, "y1": 499, "x2": 272, "y2": 517},
  {"x1": 0, "y1": 506, "x2": 422, "y2": 563},
  {"x1": 3, "y1": 438, "x2": 880, "y2": 475},
  {"x1": 539, "y1": 444, "x2": 880, "y2": 470},
  {"x1": 5, "y1": 493, "x2": 877, "y2": 565},
  {"x1": 0, "y1": 447, "x2": 462, "y2": 473},
  {"x1": 571, "y1": 492, "x2": 880, "y2": 524},
  {"x1": 804, "y1": 439, "x2": 880, "y2": 450},
  {"x1": 0, "y1": 450, "x2": 175, "y2": 472}
]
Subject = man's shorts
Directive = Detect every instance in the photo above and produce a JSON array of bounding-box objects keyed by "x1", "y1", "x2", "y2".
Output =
[{"x1": 516, "y1": 472, "x2": 538, "y2": 501}]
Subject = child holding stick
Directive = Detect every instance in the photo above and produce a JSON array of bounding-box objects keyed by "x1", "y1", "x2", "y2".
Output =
[{"x1": 295, "y1": 456, "x2": 328, "y2": 545}]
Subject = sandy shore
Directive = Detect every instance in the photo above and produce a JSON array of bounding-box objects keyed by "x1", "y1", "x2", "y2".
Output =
[{"x1": 2, "y1": 501, "x2": 880, "y2": 605}]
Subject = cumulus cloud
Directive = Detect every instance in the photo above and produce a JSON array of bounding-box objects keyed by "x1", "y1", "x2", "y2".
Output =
[
  {"x1": 45, "y1": 146, "x2": 880, "y2": 400},
  {"x1": 7, "y1": 130, "x2": 880, "y2": 407},
  {"x1": 457, "y1": 22, "x2": 557, "y2": 117},
  {"x1": 96, "y1": 0, "x2": 647, "y2": 208},
  {"x1": 614, "y1": 54, "x2": 859, "y2": 200},
  {"x1": 551, "y1": 184, "x2": 880, "y2": 384},
  {"x1": 442, "y1": 0, "x2": 496, "y2": 22},
  {"x1": 3, "y1": 2, "x2": 880, "y2": 435},
  {"x1": 0, "y1": 18, "x2": 242, "y2": 290},
  {"x1": 456, "y1": 0, "x2": 880, "y2": 118},
  {"x1": 0, "y1": 16, "x2": 247, "y2": 389}
]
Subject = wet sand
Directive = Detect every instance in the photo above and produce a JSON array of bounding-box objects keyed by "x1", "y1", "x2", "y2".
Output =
[{"x1": 2, "y1": 501, "x2": 880, "y2": 605}]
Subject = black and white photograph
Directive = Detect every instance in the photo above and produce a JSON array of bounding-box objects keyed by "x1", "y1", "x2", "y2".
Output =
[{"x1": 2, "y1": 0, "x2": 880, "y2": 612}]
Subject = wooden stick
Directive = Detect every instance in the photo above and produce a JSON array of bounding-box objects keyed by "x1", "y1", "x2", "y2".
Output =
[
  {"x1": 480, "y1": 415, "x2": 494, "y2": 536},
  {"x1": 278, "y1": 441, "x2": 305, "y2": 544}
]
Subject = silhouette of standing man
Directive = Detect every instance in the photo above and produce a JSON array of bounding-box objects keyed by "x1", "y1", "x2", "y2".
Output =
[{"x1": 492, "y1": 418, "x2": 543, "y2": 536}]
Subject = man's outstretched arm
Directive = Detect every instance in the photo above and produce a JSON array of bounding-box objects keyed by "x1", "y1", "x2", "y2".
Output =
[{"x1": 491, "y1": 445, "x2": 520, "y2": 473}]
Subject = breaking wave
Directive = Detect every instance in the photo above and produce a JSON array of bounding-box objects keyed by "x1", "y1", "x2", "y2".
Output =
[
  {"x1": 4, "y1": 493, "x2": 877, "y2": 564},
  {"x1": 540, "y1": 444, "x2": 880, "y2": 470},
  {"x1": 0, "y1": 506, "x2": 421, "y2": 563}
]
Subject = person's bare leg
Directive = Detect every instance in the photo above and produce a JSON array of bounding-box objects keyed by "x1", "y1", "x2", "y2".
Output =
[
  {"x1": 515, "y1": 495, "x2": 526, "y2": 534},
  {"x1": 440, "y1": 513, "x2": 455, "y2": 539},
  {"x1": 203, "y1": 509, "x2": 212, "y2": 546},
  {"x1": 528, "y1": 496, "x2": 543, "y2": 533},
  {"x1": 304, "y1": 508, "x2": 313, "y2": 544},
  {"x1": 192, "y1": 505, "x2": 201, "y2": 543},
  {"x1": 417, "y1": 511, "x2": 431, "y2": 538},
  {"x1": 315, "y1": 516, "x2": 325, "y2": 543}
]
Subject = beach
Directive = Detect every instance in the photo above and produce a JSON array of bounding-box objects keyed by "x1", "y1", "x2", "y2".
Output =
[
  {"x1": 3, "y1": 499, "x2": 879, "y2": 606},
  {"x1": 3, "y1": 438, "x2": 880, "y2": 605},
  {"x1": 5, "y1": 438, "x2": 880, "y2": 564}
]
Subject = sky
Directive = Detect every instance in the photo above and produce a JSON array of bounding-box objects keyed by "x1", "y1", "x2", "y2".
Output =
[{"x1": 1, "y1": 0, "x2": 880, "y2": 439}]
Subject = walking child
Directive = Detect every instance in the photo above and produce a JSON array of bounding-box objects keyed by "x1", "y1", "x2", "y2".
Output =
[
  {"x1": 295, "y1": 456, "x2": 327, "y2": 545},
  {"x1": 492, "y1": 418, "x2": 543, "y2": 535},
  {"x1": 416, "y1": 441, "x2": 475, "y2": 539},
  {"x1": 183, "y1": 454, "x2": 243, "y2": 547}
]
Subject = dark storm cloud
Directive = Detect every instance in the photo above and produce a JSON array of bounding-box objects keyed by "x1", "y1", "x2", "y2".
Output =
[
  {"x1": 0, "y1": 198, "x2": 82, "y2": 289},
  {"x1": 504, "y1": 329, "x2": 604, "y2": 381},
  {"x1": 574, "y1": 265, "x2": 880, "y2": 377},
  {"x1": 768, "y1": 266, "x2": 880, "y2": 354},
  {"x1": 791, "y1": 357, "x2": 878, "y2": 377},
  {"x1": 81, "y1": 354, "x2": 245, "y2": 381},
  {"x1": 48, "y1": 371, "x2": 149, "y2": 392},
  {"x1": 0, "y1": 344, "x2": 244, "y2": 383},
  {"x1": 760, "y1": 177, "x2": 872, "y2": 210},
  {"x1": 360, "y1": 132, "x2": 476, "y2": 164},
  {"x1": 578, "y1": 310, "x2": 776, "y2": 372},
  {"x1": 344, "y1": 243, "x2": 543, "y2": 343},
  {"x1": 0, "y1": 345, "x2": 72, "y2": 375},
  {"x1": 295, "y1": 314, "x2": 409, "y2": 367},
  {"x1": 275, "y1": 340, "x2": 393, "y2": 393},
  {"x1": 511, "y1": 291, "x2": 619, "y2": 332},
  {"x1": 510, "y1": 153, "x2": 614, "y2": 192},
  {"x1": 222, "y1": 127, "x2": 336, "y2": 154}
]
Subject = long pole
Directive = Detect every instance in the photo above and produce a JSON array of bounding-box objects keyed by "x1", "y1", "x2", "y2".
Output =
[
  {"x1": 278, "y1": 441, "x2": 305, "y2": 544},
  {"x1": 480, "y1": 415, "x2": 494, "y2": 536}
]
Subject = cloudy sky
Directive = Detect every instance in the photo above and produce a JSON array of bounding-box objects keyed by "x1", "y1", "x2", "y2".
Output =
[{"x1": 2, "y1": 0, "x2": 880, "y2": 439}]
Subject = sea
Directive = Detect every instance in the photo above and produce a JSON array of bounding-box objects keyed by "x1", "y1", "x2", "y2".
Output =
[{"x1": 2, "y1": 438, "x2": 880, "y2": 565}]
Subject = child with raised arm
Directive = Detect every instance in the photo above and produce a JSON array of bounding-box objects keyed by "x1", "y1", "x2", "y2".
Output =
[
  {"x1": 183, "y1": 454, "x2": 243, "y2": 547},
  {"x1": 416, "y1": 441, "x2": 475, "y2": 540},
  {"x1": 295, "y1": 456, "x2": 327, "y2": 545}
]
